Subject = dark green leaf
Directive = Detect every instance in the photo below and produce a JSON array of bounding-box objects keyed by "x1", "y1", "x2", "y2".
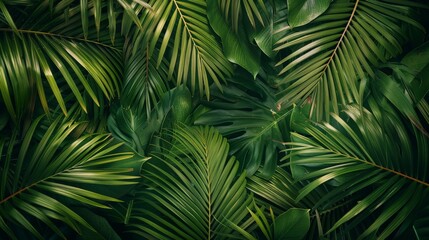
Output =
[
  {"x1": 207, "y1": 0, "x2": 260, "y2": 78},
  {"x1": 273, "y1": 208, "x2": 310, "y2": 240}
]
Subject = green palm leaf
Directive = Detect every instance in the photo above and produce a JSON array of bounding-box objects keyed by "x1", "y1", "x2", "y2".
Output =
[
  {"x1": 274, "y1": 0, "x2": 426, "y2": 121},
  {"x1": 195, "y1": 75, "x2": 289, "y2": 178},
  {"x1": 247, "y1": 167, "x2": 309, "y2": 213},
  {"x1": 128, "y1": 125, "x2": 253, "y2": 239},
  {"x1": 218, "y1": 0, "x2": 268, "y2": 31},
  {"x1": 0, "y1": 114, "x2": 142, "y2": 239},
  {"x1": 120, "y1": 47, "x2": 170, "y2": 117},
  {"x1": 286, "y1": 103, "x2": 429, "y2": 239},
  {"x1": 131, "y1": 0, "x2": 233, "y2": 97},
  {"x1": 0, "y1": 1, "x2": 123, "y2": 123}
]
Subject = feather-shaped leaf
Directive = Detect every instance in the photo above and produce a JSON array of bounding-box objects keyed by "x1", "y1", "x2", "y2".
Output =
[
  {"x1": 0, "y1": 114, "x2": 143, "y2": 239},
  {"x1": 132, "y1": 0, "x2": 233, "y2": 97},
  {"x1": 286, "y1": 103, "x2": 429, "y2": 238},
  {"x1": 128, "y1": 125, "x2": 253, "y2": 239},
  {"x1": 121, "y1": 47, "x2": 170, "y2": 117},
  {"x1": 275, "y1": 1, "x2": 426, "y2": 121},
  {"x1": 0, "y1": 1, "x2": 123, "y2": 122}
]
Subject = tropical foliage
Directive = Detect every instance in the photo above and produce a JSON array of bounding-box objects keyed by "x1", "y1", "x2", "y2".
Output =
[{"x1": 1, "y1": 0, "x2": 428, "y2": 239}]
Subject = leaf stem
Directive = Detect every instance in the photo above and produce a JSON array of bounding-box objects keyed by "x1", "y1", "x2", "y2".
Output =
[
  {"x1": 331, "y1": 148, "x2": 429, "y2": 188},
  {"x1": 322, "y1": 0, "x2": 359, "y2": 73},
  {"x1": 0, "y1": 28, "x2": 121, "y2": 51}
]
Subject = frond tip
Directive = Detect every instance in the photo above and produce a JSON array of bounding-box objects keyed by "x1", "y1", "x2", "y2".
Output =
[{"x1": 133, "y1": 0, "x2": 233, "y2": 97}]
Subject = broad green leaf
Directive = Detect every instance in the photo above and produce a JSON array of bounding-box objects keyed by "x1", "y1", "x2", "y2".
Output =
[
  {"x1": 195, "y1": 76, "x2": 289, "y2": 178},
  {"x1": 273, "y1": 208, "x2": 310, "y2": 240},
  {"x1": 108, "y1": 86, "x2": 193, "y2": 155},
  {"x1": 401, "y1": 41, "x2": 429, "y2": 102},
  {"x1": 288, "y1": 0, "x2": 331, "y2": 27},
  {"x1": 207, "y1": 0, "x2": 260, "y2": 78}
]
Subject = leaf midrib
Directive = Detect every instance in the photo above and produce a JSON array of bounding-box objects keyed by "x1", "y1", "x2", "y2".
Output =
[
  {"x1": 172, "y1": 0, "x2": 202, "y2": 61},
  {"x1": 327, "y1": 146, "x2": 429, "y2": 188},
  {"x1": 320, "y1": 0, "x2": 359, "y2": 75},
  {"x1": 200, "y1": 137, "x2": 213, "y2": 239},
  {"x1": 250, "y1": 109, "x2": 290, "y2": 141},
  {"x1": 0, "y1": 28, "x2": 121, "y2": 51}
]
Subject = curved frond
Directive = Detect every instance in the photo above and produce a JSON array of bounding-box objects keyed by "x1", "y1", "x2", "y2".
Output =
[
  {"x1": 247, "y1": 167, "x2": 309, "y2": 213},
  {"x1": 195, "y1": 75, "x2": 289, "y2": 178},
  {"x1": 286, "y1": 103, "x2": 429, "y2": 238},
  {"x1": 0, "y1": 114, "x2": 142, "y2": 239},
  {"x1": 132, "y1": 0, "x2": 233, "y2": 97},
  {"x1": 275, "y1": 0, "x2": 426, "y2": 121},
  {"x1": 128, "y1": 125, "x2": 253, "y2": 239},
  {"x1": 0, "y1": 1, "x2": 123, "y2": 123}
]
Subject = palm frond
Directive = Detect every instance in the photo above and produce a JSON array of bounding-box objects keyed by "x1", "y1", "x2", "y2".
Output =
[
  {"x1": 285, "y1": 103, "x2": 429, "y2": 238},
  {"x1": 0, "y1": 1, "x2": 123, "y2": 123},
  {"x1": 0, "y1": 114, "x2": 143, "y2": 239},
  {"x1": 120, "y1": 46, "x2": 170, "y2": 117},
  {"x1": 247, "y1": 167, "x2": 309, "y2": 213},
  {"x1": 218, "y1": 0, "x2": 268, "y2": 31},
  {"x1": 131, "y1": 0, "x2": 233, "y2": 98},
  {"x1": 128, "y1": 125, "x2": 253, "y2": 239},
  {"x1": 195, "y1": 75, "x2": 289, "y2": 178},
  {"x1": 274, "y1": 0, "x2": 426, "y2": 121}
]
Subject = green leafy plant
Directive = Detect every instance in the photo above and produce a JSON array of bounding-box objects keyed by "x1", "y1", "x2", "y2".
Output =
[
  {"x1": 286, "y1": 102, "x2": 429, "y2": 239},
  {"x1": 1, "y1": 0, "x2": 428, "y2": 239},
  {"x1": 128, "y1": 125, "x2": 253, "y2": 239},
  {"x1": 0, "y1": 114, "x2": 142, "y2": 239},
  {"x1": 229, "y1": 203, "x2": 310, "y2": 240}
]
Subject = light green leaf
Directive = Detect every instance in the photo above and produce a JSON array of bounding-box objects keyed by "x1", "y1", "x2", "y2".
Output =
[
  {"x1": 288, "y1": 0, "x2": 331, "y2": 27},
  {"x1": 0, "y1": 114, "x2": 142, "y2": 238}
]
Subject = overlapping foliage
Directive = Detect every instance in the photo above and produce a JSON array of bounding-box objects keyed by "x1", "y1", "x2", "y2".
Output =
[{"x1": 1, "y1": 0, "x2": 428, "y2": 239}]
